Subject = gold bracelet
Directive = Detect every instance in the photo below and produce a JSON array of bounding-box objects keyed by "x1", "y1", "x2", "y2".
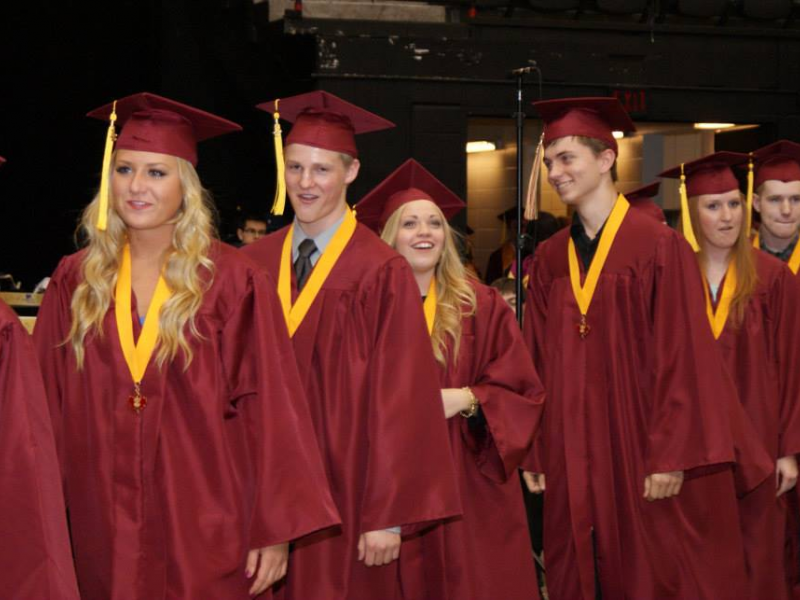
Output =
[{"x1": 459, "y1": 386, "x2": 479, "y2": 418}]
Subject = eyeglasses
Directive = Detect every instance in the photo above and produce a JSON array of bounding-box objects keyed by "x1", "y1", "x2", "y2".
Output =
[{"x1": 243, "y1": 228, "x2": 267, "y2": 236}]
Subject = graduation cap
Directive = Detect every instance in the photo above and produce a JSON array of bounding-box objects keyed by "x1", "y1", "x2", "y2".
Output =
[
  {"x1": 256, "y1": 91, "x2": 395, "y2": 216},
  {"x1": 659, "y1": 152, "x2": 749, "y2": 251},
  {"x1": 533, "y1": 97, "x2": 636, "y2": 154},
  {"x1": 87, "y1": 92, "x2": 242, "y2": 231},
  {"x1": 751, "y1": 140, "x2": 800, "y2": 188},
  {"x1": 624, "y1": 181, "x2": 666, "y2": 223},
  {"x1": 355, "y1": 158, "x2": 465, "y2": 233},
  {"x1": 497, "y1": 206, "x2": 519, "y2": 223}
]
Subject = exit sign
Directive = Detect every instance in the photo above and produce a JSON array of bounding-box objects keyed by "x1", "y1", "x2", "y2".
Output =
[{"x1": 611, "y1": 89, "x2": 647, "y2": 114}]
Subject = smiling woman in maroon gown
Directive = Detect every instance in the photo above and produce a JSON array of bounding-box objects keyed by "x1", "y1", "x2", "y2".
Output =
[
  {"x1": 357, "y1": 158, "x2": 545, "y2": 600},
  {"x1": 33, "y1": 93, "x2": 339, "y2": 600}
]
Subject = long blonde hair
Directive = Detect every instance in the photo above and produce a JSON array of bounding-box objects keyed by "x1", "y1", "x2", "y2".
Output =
[
  {"x1": 381, "y1": 203, "x2": 477, "y2": 367},
  {"x1": 689, "y1": 192, "x2": 758, "y2": 327},
  {"x1": 68, "y1": 154, "x2": 216, "y2": 370}
]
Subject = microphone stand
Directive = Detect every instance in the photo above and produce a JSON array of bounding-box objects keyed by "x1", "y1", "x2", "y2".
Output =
[
  {"x1": 514, "y1": 71, "x2": 525, "y2": 326},
  {"x1": 510, "y1": 65, "x2": 541, "y2": 326}
]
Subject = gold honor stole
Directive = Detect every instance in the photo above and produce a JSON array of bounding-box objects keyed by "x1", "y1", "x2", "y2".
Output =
[
  {"x1": 703, "y1": 262, "x2": 737, "y2": 340},
  {"x1": 567, "y1": 194, "x2": 630, "y2": 339},
  {"x1": 115, "y1": 244, "x2": 172, "y2": 414},
  {"x1": 278, "y1": 208, "x2": 357, "y2": 337},
  {"x1": 753, "y1": 232, "x2": 800, "y2": 275},
  {"x1": 423, "y1": 277, "x2": 437, "y2": 336}
]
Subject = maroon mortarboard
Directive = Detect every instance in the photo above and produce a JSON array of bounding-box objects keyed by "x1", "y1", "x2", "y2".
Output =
[
  {"x1": 87, "y1": 92, "x2": 242, "y2": 167},
  {"x1": 356, "y1": 159, "x2": 465, "y2": 232},
  {"x1": 659, "y1": 152, "x2": 749, "y2": 251},
  {"x1": 533, "y1": 97, "x2": 636, "y2": 154},
  {"x1": 659, "y1": 152, "x2": 747, "y2": 197},
  {"x1": 256, "y1": 90, "x2": 394, "y2": 158},
  {"x1": 624, "y1": 181, "x2": 666, "y2": 223},
  {"x1": 751, "y1": 140, "x2": 800, "y2": 188},
  {"x1": 87, "y1": 93, "x2": 241, "y2": 231}
]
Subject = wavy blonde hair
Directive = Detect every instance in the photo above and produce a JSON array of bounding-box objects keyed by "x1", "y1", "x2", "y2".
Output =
[
  {"x1": 381, "y1": 202, "x2": 477, "y2": 367},
  {"x1": 688, "y1": 191, "x2": 758, "y2": 327},
  {"x1": 68, "y1": 153, "x2": 215, "y2": 370}
]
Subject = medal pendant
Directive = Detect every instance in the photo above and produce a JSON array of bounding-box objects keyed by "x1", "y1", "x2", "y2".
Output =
[
  {"x1": 577, "y1": 314, "x2": 591, "y2": 339},
  {"x1": 128, "y1": 382, "x2": 147, "y2": 414}
]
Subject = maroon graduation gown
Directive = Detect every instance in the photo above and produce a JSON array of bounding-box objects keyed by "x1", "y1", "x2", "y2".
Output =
[
  {"x1": 713, "y1": 250, "x2": 800, "y2": 600},
  {"x1": 523, "y1": 208, "x2": 772, "y2": 600},
  {"x1": 401, "y1": 282, "x2": 544, "y2": 600},
  {"x1": 0, "y1": 301, "x2": 79, "y2": 600},
  {"x1": 243, "y1": 223, "x2": 462, "y2": 600},
  {"x1": 34, "y1": 242, "x2": 340, "y2": 600}
]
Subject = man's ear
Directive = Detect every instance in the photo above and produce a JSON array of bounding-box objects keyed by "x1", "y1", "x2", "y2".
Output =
[
  {"x1": 345, "y1": 158, "x2": 361, "y2": 185},
  {"x1": 598, "y1": 148, "x2": 616, "y2": 175}
]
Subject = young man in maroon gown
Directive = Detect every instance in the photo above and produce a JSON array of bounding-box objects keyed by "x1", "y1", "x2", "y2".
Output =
[
  {"x1": 243, "y1": 92, "x2": 461, "y2": 600},
  {"x1": 0, "y1": 156, "x2": 79, "y2": 600},
  {"x1": 749, "y1": 142, "x2": 800, "y2": 598},
  {"x1": 522, "y1": 97, "x2": 772, "y2": 600},
  {"x1": 751, "y1": 140, "x2": 800, "y2": 273}
]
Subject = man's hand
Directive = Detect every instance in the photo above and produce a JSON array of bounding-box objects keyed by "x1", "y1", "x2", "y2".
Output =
[
  {"x1": 523, "y1": 471, "x2": 546, "y2": 494},
  {"x1": 776, "y1": 455, "x2": 798, "y2": 497},
  {"x1": 357, "y1": 530, "x2": 401, "y2": 566},
  {"x1": 245, "y1": 542, "x2": 289, "y2": 596},
  {"x1": 643, "y1": 471, "x2": 684, "y2": 501}
]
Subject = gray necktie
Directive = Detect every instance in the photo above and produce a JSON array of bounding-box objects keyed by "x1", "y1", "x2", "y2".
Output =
[{"x1": 294, "y1": 238, "x2": 318, "y2": 291}]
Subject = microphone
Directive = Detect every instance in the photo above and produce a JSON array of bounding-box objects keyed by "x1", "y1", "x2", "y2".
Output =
[{"x1": 510, "y1": 64, "x2": 538, "y2": 76}]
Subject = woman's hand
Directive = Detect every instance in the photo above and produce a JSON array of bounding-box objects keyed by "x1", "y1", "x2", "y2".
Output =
[
  {"x1": 245, "y1": 542, "x2": 289, "y2": 596},
  {"x1": 523, "y1": 471, "x2": 546, "y2": 494},
  {"x1": 643, "y1": 471, "x2": 684, "y2": 501},
  {"x1": 441, "y1": 388, "x2": 472, "y2": 419},
  {"x1": 776, "y1": 455, "x2": 798, "y2": 497},
  {"x1": 357, "y1": 530, "x2": 401, "y2": 566}
]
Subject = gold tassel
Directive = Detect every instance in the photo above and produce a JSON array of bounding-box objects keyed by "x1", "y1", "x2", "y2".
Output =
[
  {"x1": 271, "y1": 100, "x2": 287, "y2": 216},
  {"x1": 97, "y1": 100, "x2": 118, "y2": 231},
  {"x1": 679, "y1": 163, "x2": 700, "y2": 252},
  {"x1": 524, "y1": 131, "x2": 545, "y2": 221},
  {"x1": 746, "y1": 153, "x2": 754, "y2": 234}
]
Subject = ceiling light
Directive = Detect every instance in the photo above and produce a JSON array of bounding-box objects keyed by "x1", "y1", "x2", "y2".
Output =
[
  {"x1": 466, "y1": 141, "x2": 497, "y2": 153},
  {"x1": 694, "y1": 123, "x2": 736, "y2": 130}
]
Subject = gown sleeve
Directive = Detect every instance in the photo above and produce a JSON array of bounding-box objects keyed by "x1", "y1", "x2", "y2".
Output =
[
  {"x1": 218, "y1": 268, "x2": 341, "y2": 548},
  {"x1": 647, "y1": 233, "x2": 770, "y2": 492},
  {"x1": 357, "y1": 257, "x2": 462, "y2": 535},
  {"x1": 1, "y1": 302, "x2": 80, "y2": 600},
  {"x1": 32, "y1": 256, "x2": 78, "y2": 482},
  {"x1": 466, "y1": 286, "x2": 545, "y2": 482},
  {"x1": 521, "y1": 251, "x2": 551, "y2": 474},
  {"x1": 771, "y1": 265, "x2": 800, "y2": 458}
]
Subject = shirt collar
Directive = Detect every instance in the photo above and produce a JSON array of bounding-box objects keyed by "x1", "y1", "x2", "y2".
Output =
[
  {"x1": 759, "y1": 230, "x2": 799, "y2": 263},
  {"x1": 292, "y1": 209, "x2": 348, "y2": 263}
]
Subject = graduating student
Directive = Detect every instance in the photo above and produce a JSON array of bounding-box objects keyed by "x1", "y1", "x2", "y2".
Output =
[
  {"x1": 624, "y1": 181, "x2": 667, "y2": 223},
  {"x1": 243, "y1": 92, "x2": 461, "y2": 600},
  {"x1": 33, "y1": 93, "x2": 339, "y2": 600},
  {"x1": 522, "y1": 97, "x2": 772, "y2": 600},
  {"x1": 0, "y1": 156, "x2": 79, "y2": 600},
  {"x1": 662, "y1": 152, "x2": 800, "y2": 600},
  {"x1": 357, "y1": 158, "x2": 544, "y2": 600},
  {"x1": 751, "y1": 140, "x2": 800, "y2": 273}
]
